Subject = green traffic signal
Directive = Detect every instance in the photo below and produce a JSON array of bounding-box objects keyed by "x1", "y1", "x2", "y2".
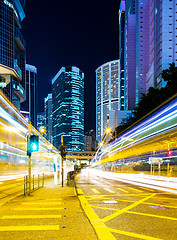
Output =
[{"x1": 27, "y1": 135, "x2": 39, "y2": 156}]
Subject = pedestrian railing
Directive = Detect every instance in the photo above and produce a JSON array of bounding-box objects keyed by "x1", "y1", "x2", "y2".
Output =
[{"x1": 24, "y1": 173, "x2": 44, "y2": 195}]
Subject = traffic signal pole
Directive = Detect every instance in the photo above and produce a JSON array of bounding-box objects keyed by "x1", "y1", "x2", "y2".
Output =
[
  {"x1": 28, "y1": 122, "x2": 32, "y2": 196},
  {"x1": 61, "y1": 136, "x2": 64, "y2": 187}
]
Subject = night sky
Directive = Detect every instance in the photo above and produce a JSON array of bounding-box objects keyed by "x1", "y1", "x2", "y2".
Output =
[{"x1": 22, "y1": 0, "x2": 120, "y2": 132}]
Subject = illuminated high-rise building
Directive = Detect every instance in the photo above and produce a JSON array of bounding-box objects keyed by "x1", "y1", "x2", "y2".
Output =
[
  {"x1": 96, "y1": 60, "x2": 120, "y2": 143},
  {"x1": 20, "y1": 64, "x2": 37, "y2": 128},
  {"x1": 0, "y1": 0, "x2": 26, "y2": 110},
  {"x1": 44, "y1": 93, "x2": 52, "y2": 143},
  {"x1": 52, "y1": 66, "x2": 84, "y2": 151},
  {"x1": 121, "y1": 0, "x2": 177, "y2": 110}
]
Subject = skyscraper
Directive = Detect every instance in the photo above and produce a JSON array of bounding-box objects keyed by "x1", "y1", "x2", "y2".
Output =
[
  {"x1": 0, "y1": 0, "x2": 26, "y2": 110},
  {"x1": 44, "y1": 93, "x2": 52, "y2": 143},
  {"x1": 124, "y1": 0, "x2": 136, "y2": 110},
  {"x1": 96, "y1": 60, "x2": 120, "y2": 142},
  {"x1": 52, "y1": 66, "x2": 84, "y2": 151},
  {"x1": 119, "y1": 0, "x2": 125, "y2": 110},
  {"x1": 20, "y1": 64, "x2": 37, "y2": 128},
  {"x1": 121, "y1": 0, "x2": 177, "y2": 110}
]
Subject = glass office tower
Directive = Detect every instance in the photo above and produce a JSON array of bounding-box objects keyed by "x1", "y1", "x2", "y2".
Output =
[
  {"x1": 44, "y1": 93, "x2": 52, "y2": 143},
  {"x1": 96, "y1": 60, "x2": 120, "y2": 143},
  {"x1": 52, "y1": 66, "x2": 84, "y2": 151},
  {"x1": 0, "y1": 0, "x2": 26, "y2": 109},
  {"x1": 122, "y1": 0, "x2": 177, "y2": 110},
  {"x1": 20, "y1": 64, "x2": 37, "y2": 128}
]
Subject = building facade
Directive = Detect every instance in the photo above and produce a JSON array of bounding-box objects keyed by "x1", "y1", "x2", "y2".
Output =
[
  {"x1": 52, "y1": 66, "x2": 84, "y2": 151},
  {"x1": 119, "y1": 0, "x2": 125, "y2": 110},
  {"x1": 121, "y1": 0, "x2": 177, "y2": 110},
  {"x1": 44, "y1": 93, "x2": 52, "y2": 143},
  {"x1": 20, "y1": 64, "x2": 37, "y2": 128},
  {"x1": 96, "y1": 60, "x2": 121, "y2": 143},
  {"x1": 0, "y1": 0, "x2": 26, "y2": 110},
  {"x1": 37, "y1": 112, "x2": 45, "y2": 137}
]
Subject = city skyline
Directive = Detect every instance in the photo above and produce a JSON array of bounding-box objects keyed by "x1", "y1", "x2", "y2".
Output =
[{"x1": 22, "y1": 0, "x2": 120, "y2": 132}]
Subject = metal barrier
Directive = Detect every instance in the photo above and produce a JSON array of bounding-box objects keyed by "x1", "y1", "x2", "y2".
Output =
[{"x1": 24, "y1": 173, "x2": 45, "y2": 195}]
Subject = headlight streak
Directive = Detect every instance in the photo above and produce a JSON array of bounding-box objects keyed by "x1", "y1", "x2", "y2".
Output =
[
  {"x1": 0, "y1": 95, "x2": 29, "y2": 127},
  {"x1": 93, "y1": 98, "x2": 177, "y2": 165},
  {"x1": 0, "y1": 106, "x2": 28, "y2": 135},
  {"x1": 0, "y1": 121, "x2": 27, "y2": 140}
]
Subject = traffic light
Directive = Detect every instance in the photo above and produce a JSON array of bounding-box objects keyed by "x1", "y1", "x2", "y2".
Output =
[
  {"x1": 60, "y1": 144, "x2": 68, "y2": 158},
  {"x1": 27, "y1": 135, "x2": 39, "y2": 156},
  {"x1": 167, "y1": 150, "x2": 172, "y2": 156}
]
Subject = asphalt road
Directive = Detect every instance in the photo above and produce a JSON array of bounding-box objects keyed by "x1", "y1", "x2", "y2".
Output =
[{"x1": 76, "y1": 169, "x2": 177, "y2": 240}]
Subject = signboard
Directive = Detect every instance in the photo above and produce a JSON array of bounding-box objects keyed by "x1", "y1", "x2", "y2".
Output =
[{"x1": 149, "y1": 157, "x2": 163, "y2": 164}]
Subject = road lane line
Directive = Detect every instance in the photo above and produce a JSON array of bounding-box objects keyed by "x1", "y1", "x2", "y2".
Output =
[
  {"x1": 77, "y1": 188, "x2": 84, "y2": 195},
  {"x1": 0, "y1": 215, "x2": 62, "y2": 219},
  {"x1": 103, "y1": 188, "x2": 115, "y2": 193},
  {"x1": 0, "y1": 225, "x2": 59, "y2": 231},
  {"x1": 78, "y1": 195, "x2": 116, "y2": 240},
  {"x1": 109, "y1": 227, "x2": 163, "y2": 240},
  {"x1": 116, "y1": 188, "x2": 129, "y2": 193},
  {"x1": 128, "y1": 210, "x2": 177, "y2": 221},
  {"x1": 128, "y1": 187, "x2": 143, "y2": 192},
  {"x1": 102, "y1": 193, "x2": 156, "y2": 222},
  {"x1": 91, "y1": 188, "x2": 100, "y2": 194}
]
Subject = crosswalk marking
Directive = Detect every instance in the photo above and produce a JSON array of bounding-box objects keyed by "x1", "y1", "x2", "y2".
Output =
[
  {"x1": 128, "y1": 187, "x2": 143, "y2": 192},
  {"x1": 91, "y1": 188, "x2": 100, "y2": 194},
  {"x1": 0, "y1": 215, "x2": 62, "y2": 219},
  {"x1": 117, "y1": 188, "x2": 129, "y2": 193},
  {"x1": 0, "y1": 225, "x2": 59, "y2": 231},
  {"x1": 12, "y1": 207, "x2": 63, "y2": 211},
  {"x1": 104, "y1": 188, "x2": 115, "y2": 193},
  {"x1": 21, "y1": 202, "x2": 62, "y2": 205}
]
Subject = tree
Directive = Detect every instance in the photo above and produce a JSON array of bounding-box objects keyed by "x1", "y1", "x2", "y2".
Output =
[{"x1": 112, "y1": 62, "x2": 177, "y2": 140}]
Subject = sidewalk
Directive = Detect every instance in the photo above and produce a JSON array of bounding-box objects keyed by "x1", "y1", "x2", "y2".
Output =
[{"x1": 0, "y1": 179, "x2": 98, "y2": 240}]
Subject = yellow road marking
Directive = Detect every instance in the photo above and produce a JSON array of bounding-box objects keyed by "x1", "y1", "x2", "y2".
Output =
[
  {"x1": 12, "y1": 207, "x2": 63, "y2": 211},
  {"x1": 77, "y1": 188, "x2": 84, "y2": 195},
  {"x1": 128, "y1": 210, "x2": 177, "y2": 221},
  {"x1": 117, "y1": 188, "x2": 129, "y2": 193},
  {"x1": 78, "y1": 195, "x2": 116, "y2": 240},
  {"x1": 140, "y1": 187, "x2": 154, "y2": 192},
  {"x1": 13, "y1": 199, "x2": 62, "y2": 202},
  {"x1": 21, "y1": 202, "x2": 62, "y2": 205},
  {"x1": 109, "y1": 227, "x2": 163, "y2": 240},
  {"x1": 91, "y1": 188, "x2": 100, "y2": 194},
  {"x1": 128, "y1": 187, "x2": 143, "y2": 192},
  {"x1": 104, "y1": 188, "x2": 115, "y2": 193},
  {"x1": 0, "y1": 225, "x2": 59, "y2": 231},
  {"x1": 1, "y1": 215, "x2": 62, "y2": 219},
  {"x1": 102, "y1": 193, "x2": 156, "y2": 222}
]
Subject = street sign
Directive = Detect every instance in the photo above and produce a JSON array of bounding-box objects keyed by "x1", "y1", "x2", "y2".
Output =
[{"x1": 149, "y1": 157, "x2": 163, "y2": 164}]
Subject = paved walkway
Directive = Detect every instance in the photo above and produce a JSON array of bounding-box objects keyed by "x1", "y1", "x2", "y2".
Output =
[{"x1": 0, "y1": 180, "x2": 98, "y2": 240}]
